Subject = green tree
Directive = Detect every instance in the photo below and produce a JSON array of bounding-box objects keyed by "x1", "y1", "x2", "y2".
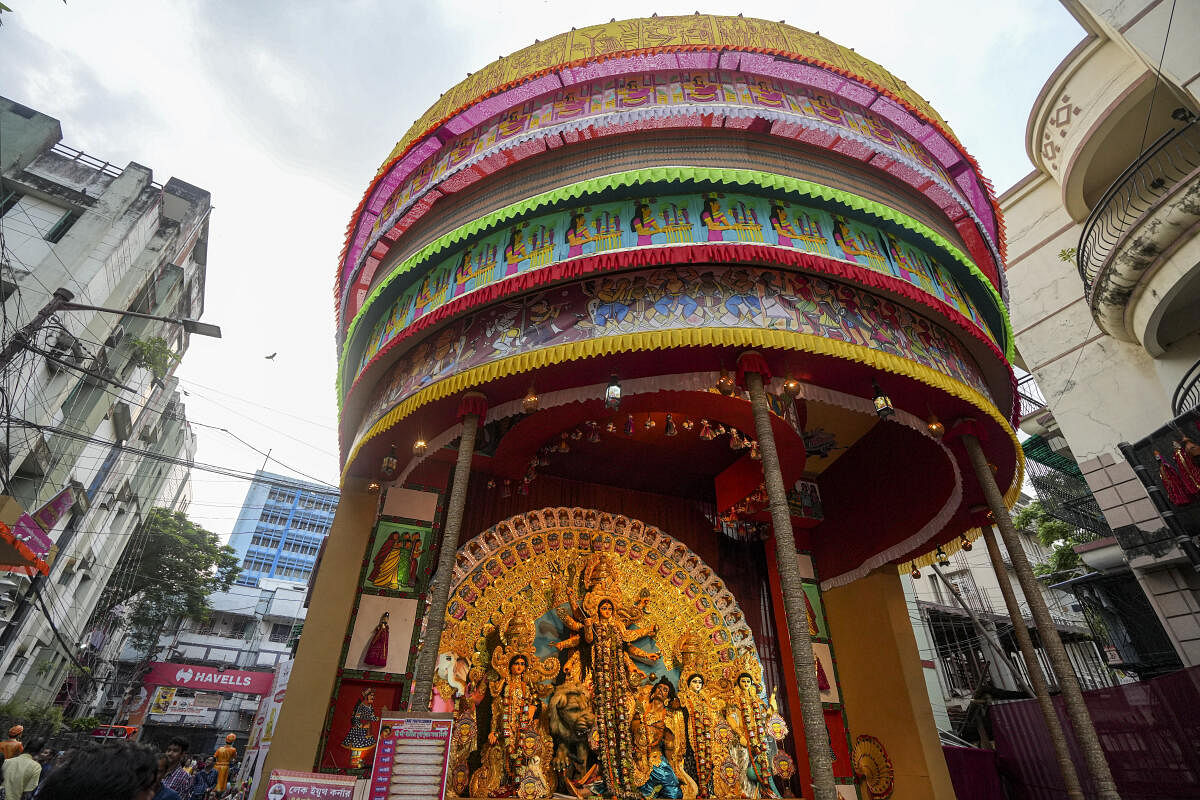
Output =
[
  {"x1": 1015, "y1": 500, "x2": 1087, "y2": 577},
  {"x1": 103, "y1": 508, "x2": 240, "y2": 657}
]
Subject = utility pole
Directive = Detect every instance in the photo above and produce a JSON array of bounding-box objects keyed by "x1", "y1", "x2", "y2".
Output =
[{"x1": 0, "y1": 288, "x2": 74, "y2": 369}]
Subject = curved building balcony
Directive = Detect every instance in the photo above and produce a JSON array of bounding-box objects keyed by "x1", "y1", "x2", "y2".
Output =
[{"x1": 1077, "y1": 116, "x2": 1200, "y2": 352}]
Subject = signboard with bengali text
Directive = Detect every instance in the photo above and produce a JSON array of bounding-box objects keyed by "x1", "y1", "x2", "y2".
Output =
[{"x1": 367, "y1": 715, "x2": 453, "y2": 800}]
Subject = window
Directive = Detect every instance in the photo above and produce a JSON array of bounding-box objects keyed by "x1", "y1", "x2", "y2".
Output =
[{"x1": 44, "y1": 211, "x2": 80, "y2": 244}]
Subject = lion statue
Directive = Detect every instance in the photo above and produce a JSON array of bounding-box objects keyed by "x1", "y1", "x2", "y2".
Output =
[{"x1": 542, "y1": 680, "x2": 596, "y2": 791}]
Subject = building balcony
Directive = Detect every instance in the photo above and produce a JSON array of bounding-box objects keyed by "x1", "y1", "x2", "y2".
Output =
[
  {"x1": 1022, "y1": 434, "x2": 1111, "y2": 537},
  {"x1": 1078, "y1": 114, "x2": 1200, "y2": 353}
]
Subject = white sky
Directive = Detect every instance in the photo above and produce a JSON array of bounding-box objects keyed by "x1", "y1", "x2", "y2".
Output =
[{"x1": 0, "y1": 0, "x2": 1083, "y2": 537}]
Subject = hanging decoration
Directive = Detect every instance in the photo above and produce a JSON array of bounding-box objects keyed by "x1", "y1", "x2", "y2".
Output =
[
  {"x1": 1157, "y1": 450, "x2": 1195, "y2": 506},
  {"x1": 664, "y1": 413, "x2": 677, "y2": 437},
  {"x1": 1172, "y1": 440, "x2": 1200, "y2": 495},
  {"x1": 872, "y1": 380, "x2": 894, "y2": 419},
  {"x1": 380, "y1": 445, "x2": 399, "y2": 480},
  {"x1": 412, "y1": 438, "x2": 428, "y2": 457}
]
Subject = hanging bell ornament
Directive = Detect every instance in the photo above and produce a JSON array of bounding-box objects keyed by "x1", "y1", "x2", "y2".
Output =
[
  {"x1": 625, "y1": 414, "x2": 635, "y2": 436},
  {"x1": 960, "y1": 534, "x2": 973, "y2": 551},
  {"x1": 781, "y1": 377, "x2": 801, "y2": 397},
  {"x1": 910, "y1": 564, "x2": 921, "y2": 579},
  {"x1": 664, "y1": 413, "x2": 678, "y2": 436},
  {"x1": 716, "y1": 369, "x2": 736, "y2": 396},
  {"x1": 750, "y1": 440, "x2": 760, "y2": 460},
  {"x1": 699, "y1": 419, "x2": 715, "y2": 440}
]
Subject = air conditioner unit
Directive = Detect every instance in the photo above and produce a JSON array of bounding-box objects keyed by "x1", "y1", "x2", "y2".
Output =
[
  {"x1": 68, "y1": 480, "x2": 90, "y2": 516},
  {"x1": 104, "y1": 325, "x2": 125, "y2": 349}
]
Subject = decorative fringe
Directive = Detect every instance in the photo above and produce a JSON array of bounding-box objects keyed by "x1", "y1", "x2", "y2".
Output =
[
  {"x1": 336, "y1": 37, "x2": 1003, "y2": 313},
  {"x1": 339, "y1": 244, "x2": 1014, "y2": 419},
  {"x1": 341, "y1": 327, "x2": 1023, "y2": 511},
  {"x1": 337, "y1": 165, "x2": 1015, "y2": 396},
  {"x1": 336, "y1": 102, "x2": 1000, "y2": 311}
]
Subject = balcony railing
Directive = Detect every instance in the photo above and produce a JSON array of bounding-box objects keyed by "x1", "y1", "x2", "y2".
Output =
[
  {"x1": 1016, "y1": 374, "x2": 1047, "y2": 419},
  {"x1": 1077, "y1": 115, "x2": 1199, "y2": 296},
  {"x1": 1173, "y1": 357, "x2": 1200, "y2": 417},
  {"x1": 1022, "y1": 435, "x2": 1111, "y2": 537}
]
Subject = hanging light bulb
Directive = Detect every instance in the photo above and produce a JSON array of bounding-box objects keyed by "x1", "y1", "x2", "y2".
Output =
[
  {"x1": 872, "y1": 380, "x2": 894, "y2": 419},
  {"x1": 716, "y1": 369, "x2": 736, "y2": 396},
  {"x1": 926, "y1": 413, "x2": 945, "y2": 438},
  {"x1": 522, "y1": 385, "x2": 540, "y2": 413},
  {"x1": 936, "y1": 546, "x2": 950, "y2": 567},
  {"x1": 558, "y1": 432, "x2": 570, "y2": 453},
  {"x1": 643, "y1": 417, "x2": 656, "y2": 430},
  {"x1": 381, "y1": 445, "x2": 399, "y2": 480},
  {"x1": 959, "y1": 534, "x2": 973, "y2": 551},
  {"x1": 664, "y1": 413, "x2": 678, "y2": 436},
  {"x1": 699, "y1": 419, "x2": 715, "y2": 440},
  {"x1": 910, "y1": 564, "x2": 922, "y2": 579},
  {"x1": 587, "y1": 421, "x2": 601, "y2": 443},
  {"x1": 412, "y1": 438, "x2": 428, "y2": 457},
  {"x1": 681, "y1": 418, "x2": 694, "y2": 431},
  {"x1": 366, "y1": 480, "x2": 381, "y2": 494},
  {"x1": 781, "y1": 376, "x2": 801, "y2": 397},
  {"x1": 625, "y1": 414, "x2": 635, "y2": 436},
  {"x1": 604, "y1": 374, "x2": 622, "y2": 410},
  {"x1": 749, "y1": 440, "x2": 760, "y2": 460}
]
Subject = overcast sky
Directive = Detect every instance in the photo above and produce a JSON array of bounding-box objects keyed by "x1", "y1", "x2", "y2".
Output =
[{"x1": 0, "y1": 0, "x2": 1083, "y2": 537}]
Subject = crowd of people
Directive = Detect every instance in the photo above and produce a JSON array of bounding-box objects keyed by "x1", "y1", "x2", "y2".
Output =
[{"x1": 0, "y1": 726, "x2": 249, "y2": 800}]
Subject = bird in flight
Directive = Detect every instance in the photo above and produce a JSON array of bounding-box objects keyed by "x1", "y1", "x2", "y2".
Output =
[{"x1": 265, "y1": 353, "x2": 277, "y2": 360}]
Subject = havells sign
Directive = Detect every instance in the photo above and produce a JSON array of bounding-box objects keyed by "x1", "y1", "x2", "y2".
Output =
[{"x1": 145, "y1": 662, "x2": 274, "y2": 695}]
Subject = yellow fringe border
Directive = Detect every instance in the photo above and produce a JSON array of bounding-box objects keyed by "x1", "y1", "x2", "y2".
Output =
[{"x1": 341, "y1": 328, "x2": 1025, "y2": 502}]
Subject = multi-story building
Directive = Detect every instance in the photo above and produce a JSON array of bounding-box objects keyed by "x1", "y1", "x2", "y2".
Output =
[
  {"x1": 999, "y1": 0, "x2": 1200, "y2": 670},
  {"x1": 227, "y1": 471, "x2": 339, "y2": 588},
  {"x1": 0, "y1": 97, "x2": 212, "y2": 704},
  {"x1": 90, "y1": 579, "x2": 305, "y2": 753},
  {"x1": 905, "y1": 494, "x2": 1116, "y2": 736}
]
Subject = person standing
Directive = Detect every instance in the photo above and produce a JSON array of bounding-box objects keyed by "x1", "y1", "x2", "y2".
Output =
[
  {"x1": 2, "y1": 736, "x2": 44, "y2": 800},
  {"x1": 189, "y1": 758, "x2": 216, "y2": 800},
  {"x1": 160, "y1": 738, "x2": 193, "y2": 798},
  {"x1": 0, "y1": 726, "x2": 24, "y2": 758},
  {"x1": 153, "y1": 754, "x2": 182, "y2": 800}
]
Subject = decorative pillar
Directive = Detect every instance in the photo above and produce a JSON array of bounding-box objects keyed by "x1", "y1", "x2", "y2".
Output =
[
  {"x1": 409, "y1": 392, "x2": 486, "y2": 713},
  {"x1": 739, "y1": 351, "x2": 838, "y2": 800},
  {"x1": 956, "y1": 424, "x2": 1120, "y2": 800},
  {"x1": 979, "y1": 520, "x2": 1085, "y2": 800}
]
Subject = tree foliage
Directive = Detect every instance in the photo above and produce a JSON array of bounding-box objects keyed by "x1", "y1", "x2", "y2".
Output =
[
  {"x1": 127, "y1": 335, "x2": 181, "y2": 380},
  {"x1": 105, "y1": 508, "x2": 240, "y2": 656},
  {"x1": 1015, "y1": 500, "x2": 1088, "y2": 577}
]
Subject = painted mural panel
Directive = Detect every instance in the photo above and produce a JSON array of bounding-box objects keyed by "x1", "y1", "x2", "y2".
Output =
[
  {"x1": 355, "y1": 190, "x2": 996, "y2": 378},
  {"x1": 362, "y1": 520, "x2": 432, "y2": 594},
  {"x1": 352, "y1": 264, "x2": 991, "y2": 454},
  {"x1": 364, "y1": 70, "x2": 961, "y2": 253}
]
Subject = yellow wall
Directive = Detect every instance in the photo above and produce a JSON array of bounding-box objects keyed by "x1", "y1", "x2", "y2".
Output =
[
  {"x1": 824, "y1": 570, "x2": 956, "y2": 800},
  {"x1": 256, "y1": 479, "x2": 378, "y2": 795}
]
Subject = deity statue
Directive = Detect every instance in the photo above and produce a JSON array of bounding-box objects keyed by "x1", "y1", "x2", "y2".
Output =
[
  {"x1": 679, "y1": 673, "x2": 720, "y2": 797},
  {"x1": 631, "y1": 679, "x2": 692, "y2": 799},
  {"x1": 551, "y1": 562, "x2": 660, "y2": 798},
  {"x1": 725, "y1": 672, "x2": 787, "y2": 798},
  {"x1": 489, "y1": 654, "x2": 540, "y2": 783}
]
